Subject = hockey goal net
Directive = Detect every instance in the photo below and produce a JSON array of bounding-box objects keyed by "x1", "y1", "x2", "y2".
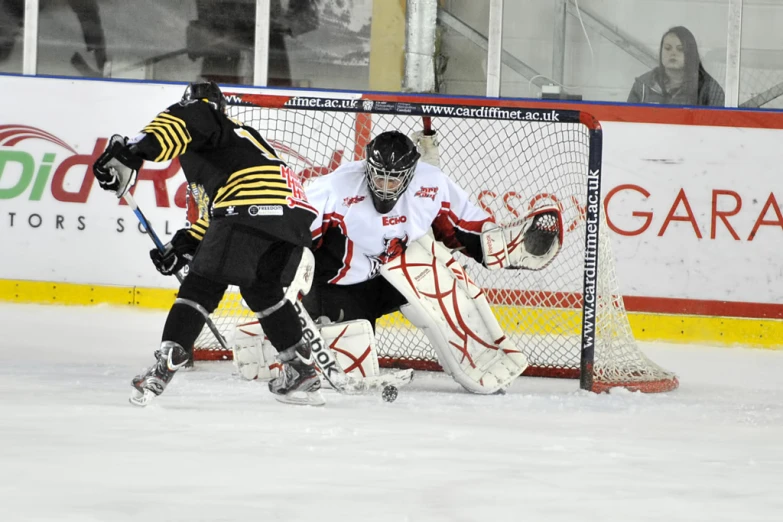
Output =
[{"x1": 193, "y1": 91, "x2": 678, "y2": 393}]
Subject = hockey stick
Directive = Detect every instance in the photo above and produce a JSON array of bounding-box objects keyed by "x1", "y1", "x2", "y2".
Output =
[{"x1": 121, "y1": 192, "x2": 230, "y2": 352}]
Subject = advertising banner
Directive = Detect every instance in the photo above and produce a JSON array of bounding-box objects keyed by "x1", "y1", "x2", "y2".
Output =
[{"x1": 1, "y1": 76, "x2": 781, "y2": 308}]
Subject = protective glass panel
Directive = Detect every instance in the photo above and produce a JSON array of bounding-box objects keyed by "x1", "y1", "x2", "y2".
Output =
[
  {"x1": 736, "y1": 1, "x2": 783, "y2": 109},
  {"x1": 28, "y1": 0, "x2": 371, "y2": 87},
  {"x1": 0, "y1": 1, "x2": 24, "y2": 74},
  {"x1": 284, "y1": 0, "x2": 373, "y2": 90},
  {"x1": 437, "y1": 0, "x2": 489, "y2": 96},
  {"x1": 499, "y1": 0, "x2": 729, "y2": 107},
  {"x1": 32, "y1": 0, "x2": 196, "y2": 80}
]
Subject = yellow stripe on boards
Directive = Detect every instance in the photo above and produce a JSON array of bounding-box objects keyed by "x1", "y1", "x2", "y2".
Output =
[
  {"x1": 0, "y1": 280, "x2": 135, "y2": 306},
  {"x1": 2, "y1": 279, "x2": 782, "y2": 350},
  {"x1": 627, "y1": 313, "x2": 783, "y2": 348}
]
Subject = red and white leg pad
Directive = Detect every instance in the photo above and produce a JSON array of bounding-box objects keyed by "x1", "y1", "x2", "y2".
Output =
[
  {"x1": 232, "y1": 319, "x2": 380, "y2": 382},
  {"x1": 232, "y1": 321, "x2": 280, "y2": 382},
  {"x1": 381, "y1": 234, "x2": 529, "y2": 394},
  {"x1": 319, "y1": 320, "x2": 380, "y2": 380}
]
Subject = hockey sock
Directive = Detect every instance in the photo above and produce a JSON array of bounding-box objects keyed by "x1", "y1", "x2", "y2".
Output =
[
  {"x1": 258, "y1": 300, "x2": 303, "y2": 352},
  {"x1": 161, "y1": 300, "x2": 209, "y2": 351}
]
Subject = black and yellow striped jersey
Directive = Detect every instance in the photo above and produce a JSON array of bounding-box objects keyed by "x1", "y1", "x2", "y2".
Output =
[{"x1": 131, "y1": 98, "x2": 316, "y2": 247}]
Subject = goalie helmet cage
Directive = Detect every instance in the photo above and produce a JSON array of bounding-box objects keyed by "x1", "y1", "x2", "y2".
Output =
[{"x1": 192, "y1": 91, "x2": 678, "y2": 394}]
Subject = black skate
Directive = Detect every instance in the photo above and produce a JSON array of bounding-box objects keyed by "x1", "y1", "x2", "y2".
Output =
[
  {"x1": 129, "y1": 341, "x2": 190, "y2": 407},
  {"x1": 269, "y1": 339, "x2": 325, "y2": 406}
]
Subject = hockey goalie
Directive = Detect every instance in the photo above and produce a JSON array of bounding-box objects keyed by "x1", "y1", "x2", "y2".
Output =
[{"x1": 234, "y1": 130, "x2": 563, "y2": 394}]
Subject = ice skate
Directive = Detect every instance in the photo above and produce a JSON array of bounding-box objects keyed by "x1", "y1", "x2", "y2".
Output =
[
  {"x1": 129, "y1": 341, "x2": 190, "y2": 407},
  {"x1": 269, "y1": 339, "x2": 326, "y2": 406}
]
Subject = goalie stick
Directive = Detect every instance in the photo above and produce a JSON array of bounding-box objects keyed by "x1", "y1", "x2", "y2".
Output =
[{"x1": 121, "y1": 193, "x2": 230, "y2": 352}]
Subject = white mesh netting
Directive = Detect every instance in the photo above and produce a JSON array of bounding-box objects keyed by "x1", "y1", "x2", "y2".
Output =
[{"x1": 193, "y1": 94, "x2": 677, "y2": 392}]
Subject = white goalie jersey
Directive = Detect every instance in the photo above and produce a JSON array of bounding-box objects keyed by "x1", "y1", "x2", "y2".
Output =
[{"x1": 305, "y1": 160, "x2": 494, "y2": 285}]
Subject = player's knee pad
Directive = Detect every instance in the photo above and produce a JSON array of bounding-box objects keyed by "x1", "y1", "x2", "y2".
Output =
[
  {"x1": 284, "y1": 247, "x2": 314, "y2": 299},
  {"x1": 177, "y1": 271, "x2": 227, "y2": 313}
]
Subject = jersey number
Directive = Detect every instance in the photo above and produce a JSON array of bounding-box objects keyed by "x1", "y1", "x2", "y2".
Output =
[{"x1": 234, "y1": 128, "x2": 280, "y2": 160}]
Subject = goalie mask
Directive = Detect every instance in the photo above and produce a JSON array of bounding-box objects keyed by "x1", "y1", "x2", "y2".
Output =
[
  {"x1": 365, "y1": 131, "x2": 421, "y2": 214},
  {"x1": 182, "y1": 81, "x2": 227, "y2": 113}
]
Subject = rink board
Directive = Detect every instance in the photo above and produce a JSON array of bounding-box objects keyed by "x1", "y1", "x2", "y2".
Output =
[{"x1": 2, "y1": 278, "x2": 781, "y2": 349}]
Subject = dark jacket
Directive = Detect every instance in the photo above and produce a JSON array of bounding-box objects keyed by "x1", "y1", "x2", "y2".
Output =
[{"x1": 627, "y1": 68, "x2": 725, "y2": 107}]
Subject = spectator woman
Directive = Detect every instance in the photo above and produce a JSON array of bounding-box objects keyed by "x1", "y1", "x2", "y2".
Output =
[{"x1": 628, "y1": 26, "x2": 724, "y2": 107}]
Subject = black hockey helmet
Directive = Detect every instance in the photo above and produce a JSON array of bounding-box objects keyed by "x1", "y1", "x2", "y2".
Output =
[
  {"x1": 182, "y1": 81, "x2": 227, "y2": 113},
  {"x1": 365, "y1": 131, "x2": 421, "y2": 214}
]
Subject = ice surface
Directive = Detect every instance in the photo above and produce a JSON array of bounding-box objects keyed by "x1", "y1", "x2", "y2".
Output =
[{"x1": 1, "y1": 303, "x2": 781, "y2": 522}]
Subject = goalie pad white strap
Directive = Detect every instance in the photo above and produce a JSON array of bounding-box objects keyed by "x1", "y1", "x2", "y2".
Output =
[
  {"x1": 381, "y1": 235, "x2": 528, "y2": 394},
  {"x1": 481, "y1": 204, "x2": 564, "y2": 271}
]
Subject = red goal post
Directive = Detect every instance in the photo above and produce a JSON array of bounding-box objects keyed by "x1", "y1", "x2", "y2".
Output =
[{"x1": 191, "y1": 91, "x2": 678, "y2": 394}]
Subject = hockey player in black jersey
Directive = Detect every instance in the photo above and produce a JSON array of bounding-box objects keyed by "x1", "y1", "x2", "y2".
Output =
[{"x1": 92, "y1": 81, "x2": 324, "y2": 406}]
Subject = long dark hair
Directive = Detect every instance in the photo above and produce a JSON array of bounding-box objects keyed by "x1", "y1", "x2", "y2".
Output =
[{"x1": 657, "y1": 26, "x2": 709, "y2": 103}]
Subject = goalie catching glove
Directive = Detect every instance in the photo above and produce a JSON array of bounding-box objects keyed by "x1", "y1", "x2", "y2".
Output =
[
  {"x1": 92, "y1": 134, "x2": 143, "y2": 198},
  {"x1": 480, "y1": 205, "x2": 564, "y2": 271},
  {"x1": 150, "y1": 228, "x2": 200, "y2": 276}
]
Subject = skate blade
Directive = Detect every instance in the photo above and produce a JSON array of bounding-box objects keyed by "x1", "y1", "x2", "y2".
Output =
[
  {"x1": 129, "y1": 388, "x2": 157, "y2": 407},
  {"x1": 273, "y1": 390, "x2": 326, "y2": 407}
]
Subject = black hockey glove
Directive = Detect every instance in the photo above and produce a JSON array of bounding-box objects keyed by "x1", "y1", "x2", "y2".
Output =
[
  {"x1": 92, "y1": 134, "x2": 143, "y2": 197},
  {"x1": 150, "y1": 228, "x2": 200, "y2": 276}
]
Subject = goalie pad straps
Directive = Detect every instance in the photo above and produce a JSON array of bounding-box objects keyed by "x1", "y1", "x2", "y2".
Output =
[
  {"x1": 480, "y1": 205, "x2": 564, "y2": 271},
  {"x1": 382, "y1": 235, "x2": 528, "y2": 394}
]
